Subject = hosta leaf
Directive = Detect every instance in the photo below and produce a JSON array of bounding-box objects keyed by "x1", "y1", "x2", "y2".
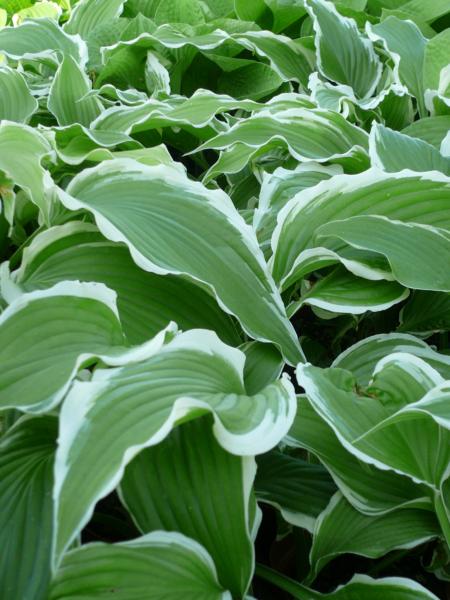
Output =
[
  {"x1": 49, "y1": 123, "x2": 138, "y2": 165},
  {"x1": 217, "y1": 62, "x2": 283, "y2": 101},
  {"x1": 286, "y1": 396, "x2": 428, "y2": 515},
  {"x1": 198, "y1": 108, "x2": 370, "y2": 181},
  {"x1": 396, "y1": 0, "x2": 450, "y2": 23},
  {"x1": 370, "y1": 123, "x2": 450, "y2": 175},
  {"x1": 257, "y1": 567, "x2": 441, "y2": 599},
  {"x1": 47, "y1": 54, "x2": 102, "y2": 126},
  {"x1": 399, "y1": 291, "x2": 450, "y2": 333},
  {"x1": 0, "y1": 122, "x2": 54, "y2": 223},
  {"x1": 289, "y1": 266, "x2": 408, "y2": 316},
  {"x1": 0, "y1": 416, "x2": 56, "y2": 600},
  {"x1": 297, "y1": 354, "x2": 450, "y2": 537},
  {"x1": 153, "y1": 0, "x2": 206, "y2": 25},
  {"x1": 0, "y1": 66, "x2": 38, "y2": 123},
  {"x1": 305, "y1": 0, "x2": 382, "y2": 99},
  {"x1": 13, "y1": 222, "x2": 241, "y2": 346},
  {"x1": 368, "y1": 17, "x2": 427, "y2": 114},
  {"x1": 120, "y1": 417, "x2": 255, "y2": 597},
  {"x1": 58, "y1": 159, "x2": 303, "y2": 364},
  {"x1": 91, "y1": 89, "x2": 262, "y2": 133},
  {"x1": 0, "y1": 17, "x2": 87, "y2": 66},
  {"x1": 333, "y1": 333, "x2": 450, "y2": 384},
  {"x1": 0, "y1": 281, "x2": 159, "y2": 413},
  {"x1": 271, "y1": 169, "x2": 450, "y2": 285},
  {"x1": 254, "y1": 163, "x2": 340, "y2": 251},
  {"x1": 64, "y1": 0, "x2": 125, "y2": 37},
  {"x1": 101, "y1": 26, "x2": 312, "y2": 87},
  {"x1": 402, "y1": 116, "x2": 450, "y2": 148},
  {"x1": 279, "y1": 244, "x2": 394, "y2": 293},
  {"x1": 316, "y1": 215, "x2": 450, "y2": 291},
  {"x1": 242, "y1": 341, "x2": 283, "y2": 394},
  {"x1": 50, "y1": 532, "x2": 232, "y2": 600},
  {"x1": 12, "y1": 1, "x2": 62, "y2": 25},
  {"x1": 255, "y1": 451, "x2": 336, "y2": 532},
  {"x1": 423, "y1": 30, "x2": 450, "y2": 93},
  {"x1": 53, "y1": 329, "x2": 296, "y2": 562},
  {"x1": 308, "y1": 492, "x2": 440, "y2": 581}
]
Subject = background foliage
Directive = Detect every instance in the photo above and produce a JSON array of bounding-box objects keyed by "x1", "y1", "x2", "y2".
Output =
[{"x1": 0, "y1": 0, "x2": 449, "y2": 598}]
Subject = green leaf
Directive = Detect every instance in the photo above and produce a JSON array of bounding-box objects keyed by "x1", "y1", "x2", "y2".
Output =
[
  {"x1": 63, "y1": 0, "x2": 125, "y2": 37},
  {"x1": 395, "y1": 0, "x2": 450, "y2": 23},
  {"x1": 242, "y1": 341, "x2": 283, "y2": 394},
  {"x1": 297, "y1": 355, "x2": 450, "y2": 536},
  {"x1": 217, "y1": 62, "x2": 283, "y2": 101},
  {"x1": 0, "y1": 66, "x2": 38, "y2": 123},
  {"x1": 47, "y1": 54, "x2": 102, "y2": 126},
  {"x1": 309, "y1": 492, "x2": 440, "y2": 581},
  {"x1": 256, "y1": 566, "x2": 440, "y2": 599},
  {"x1": 0, "y1": 122, "x2": 54, "y2": 223},
  {"x1": 289, "y1": 266, "x2": 408, "y2": 316},
  {"x1": 305, "y1": 0, "x2": 382, "y2": 99},
  {"x1": 198, "y1": 108, "x2": 370, "y2": 181},
  {"x1": 12, "y1": 1, "x2": 62, "y2": 25},
  {"x1": 234, "y1": 0, "x2": 270, "y2": 23},
  {"x1": 0, "y1": 416, "x2": 57, "y2": 600},
  {"x1": 370, "y1": 123, "x2": 450, "y2": 175},
  {"x1": 154, "y1": 0, "x2": 206, "y2": 25},
  {"x1": 0, "y1": 281, "x2": 134, "y2": 412},
  {"x1": 0, "y1": 17, "x2": 87, "y2": 66},
  {"x1": 286, "y1": 396, "x2": 428, "y2": 515},
  {"x1": 50, "y1": 532, "x2": 232, "y2": 600},
  {"x1": 316, "y1": 215, "x2": 450, "y2": 291},
  {"x1": 402, "y1": 116, "x2": 450, "y2": 148},
  {"x1": 101, "y1": 25, "x2": 312, "y2": 86},
  {"x1": 423, "y1": 30, "x2": 450, "y2": 93},
  {"x1": 271, "y1": 169, "x2": 450, "y2": 286},
  {"x1": 58, "y1": 159, "x2": 303, "y2": 364},
  {"x1": 368, "y1": 17, "x2": 427, "y2": 115},
  {"x1": 255, "y1": 451, "x2": 336, "y2": 531},
  {"x1": 13, "y1": 222, "x2": 242, "y2": 346},
  {"x1": 333, "y1": 333, "x2": 450, "y2": 384},
  {"x1": 254, "y1": 163, "x2": 339, "y2": 252},
  {"x1": 399, "y1": 291, "x2": 450, "y2": 333},
  {"x1": 53, "y1": 328, "x2": 296, "y2": 563},
  {"x1": 120, "y1": 417, "x2": 255, "y2": 597}
]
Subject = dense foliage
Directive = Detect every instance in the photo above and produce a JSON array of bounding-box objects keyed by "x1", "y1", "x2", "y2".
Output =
[{"x1": 0, "y1": 0, "x2": 449, "y2": 598}]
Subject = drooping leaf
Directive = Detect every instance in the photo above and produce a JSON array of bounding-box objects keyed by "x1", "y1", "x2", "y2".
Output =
[
  {"x1": 286, "y1": 396, "x2": 429, "y2": 515},
  {"x1": 316, "y1": 215, "x2": 450, "y2": 291},
  {"x1": 271, "y1": 169, "x2": 450, "y2": 285},
  {"x1": 308, "y1": 492, "x2": 440, "y2": 581},
  {"x1": 53, "y1": 328, "x2": 296, "y2": 563},
  {"x1": 0, "y1": 17, "x2": 87, "y2": 66},
  {"x1": 58, "y1": 158, "x2": 303, "y2": 363},
  {"x1": 120, "y1": 417, "x2": 256, "y2": 597},
  {"x1": 13, "y1": 222, "x2": 242, "y2": 346}
]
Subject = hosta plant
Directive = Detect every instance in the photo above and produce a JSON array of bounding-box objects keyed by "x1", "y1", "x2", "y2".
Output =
[{"x1": 0, "y1": 0, "x2": 449, "y2": 598}]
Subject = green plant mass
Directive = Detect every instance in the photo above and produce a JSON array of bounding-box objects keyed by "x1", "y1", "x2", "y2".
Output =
[{"x1": 0, "y1": 0, "x2": 449, "y2": 598}]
